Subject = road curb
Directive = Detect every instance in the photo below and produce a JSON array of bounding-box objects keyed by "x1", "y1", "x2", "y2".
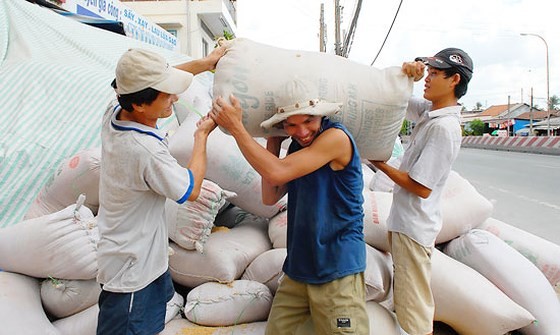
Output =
[{"x1": 461, "y1": 136, "x2": 560, "y2": 155}]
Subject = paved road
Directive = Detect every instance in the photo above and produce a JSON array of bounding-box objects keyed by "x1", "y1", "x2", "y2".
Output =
[{"x1": 452, "y1": 148, "x2": 560, "y2": 245}]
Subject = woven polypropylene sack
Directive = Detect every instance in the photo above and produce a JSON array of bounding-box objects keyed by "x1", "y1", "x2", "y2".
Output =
[
  {"x1": 169, "y1": 110, "x2": 286, "y2": 219},
  {"x1": 41, "y1": 278, "x2": 100, "y2": 318},
  {"x1": 444, "y1": 229, "x2": 560, "y2": 335},
  {"x1": 184, "y1": 280, "x2": 272, "y2": 326},
  {"x1": 166, "y1": 179, "x2": 236, "y2": 253},
  {"x1": 0, "y1": 271, "x2": 60, "y2": 335},
  {"x1": 0, "y1": 197, "x2": 98, "y2": 279},
  {"x1": 213, "y1": 38, "x2": 413, "y2": 161},
  {"x1": 479, "y1": 217, "x2": 560, "y2": 290},
  {"x1": 432, "y1": 248, "x2": 535, "y2": 335}
]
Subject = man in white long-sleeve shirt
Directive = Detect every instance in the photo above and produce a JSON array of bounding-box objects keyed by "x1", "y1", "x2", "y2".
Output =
[{"x1": 370, "y1": 48, "x2": 474, "y2": 335}]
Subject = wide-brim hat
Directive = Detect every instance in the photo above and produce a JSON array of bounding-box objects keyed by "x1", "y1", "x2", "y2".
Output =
[
  {"x1": 260, "y1": 78, "x2": 342, "y2": 129},
  {"x1": 115, "y1": 48, "x2": 193, "y2": 95},
  {"x1": 260, "y1": 99, "x2": 342, "y2": 129}
]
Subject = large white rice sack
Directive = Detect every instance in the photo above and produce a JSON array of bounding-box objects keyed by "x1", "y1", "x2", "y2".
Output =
[
  {"x1": 41, "y1": 278, "x2": 100, "y2": 319},
  {"x1": 169, "y1": 217, "x2": 271, "y2": 288},
  {"x1": 437, "y1": 171, "x2": 494, "y2": 243},
  {"x1": 213, "y1": 38, "x2": 413, "y2": 161},
  {"x1": 369, "y1": 155, "x2": 402, "y2": 192},
  {"x1": 161, "y1": 318, "x2": 267, "y2": 335},
  {"x1": 362, "y1": 190, "x2": 393, "y2": 252},
  {"x1": 364, "y1": 245, "x2": 393, "y2": 303},
  {"x1": 166, "y1": 291, "x2": 185, "y2": 323},
  {"x1": 362, "y1": 171, "x2": 493, "y2": 252},
  {"x1": 25, "y1": 148, "x2": 101, "y2": 219},
  {"x1": 166, "y1": 179, "x2": 236, "y2": 253},
  {"x1": 364, "y1": 301, "x2": 401, "y2": 335},
  {"x1": 175, "y1": 72, "x2": 215, "y2": 124},
  {"x1": 479, "y1": 217, "x2": 560, "y2": 290},
  {"x1": 51, "y1": 292, "x2": 183, "y2": 335},
  {"x1": 0, "y1": 196, "x2": 99, "y2": 279},
  {"x1": 268, "y1": 209, "x2": 288, "y2": 248},
  {"x1": 52, "y1": 304, "x2": 98, "y2": 335},
  {"x1": 444, "y1": 229, "x2": 560, "y2": 335},
  {"x1": 0, "y1": 271, "x2": 60, "y2": 335},
  {"x1": 242, "y1": 248, "x2": 286, "y2": 294},
  {"x1": 362, "y1": 163, "x2": 375, "y2": 187},
  {"x1": 168, "y1": 111, "x2": 286, "y2": 219},
  {"x1": 431, "y1": 248, "x2": 534, "y2": 335},
  {"x1": 185, "y1": 280, "x2": 272, "y2": 327}
]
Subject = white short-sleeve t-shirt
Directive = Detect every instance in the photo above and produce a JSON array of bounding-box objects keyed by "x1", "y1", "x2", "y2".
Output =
[
  {"x1": 97, "y1": 101, "x2": 194, "y2": 292},
  {"x1": 388, "y1": 97, "x2": 462, "y2": 247}
]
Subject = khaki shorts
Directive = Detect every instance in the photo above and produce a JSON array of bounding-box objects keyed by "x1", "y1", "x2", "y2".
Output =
[
  {"x1": 265, "y1": 273, "x2": 369, "y2": 335},
  {"x1": 390, "y1": 232, "x2": 434, "y2": 335}
]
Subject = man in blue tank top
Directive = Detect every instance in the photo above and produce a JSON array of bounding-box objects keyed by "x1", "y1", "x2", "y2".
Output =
[{"x1": 210, "y1": 79, "x2": 369, "y2": 334}]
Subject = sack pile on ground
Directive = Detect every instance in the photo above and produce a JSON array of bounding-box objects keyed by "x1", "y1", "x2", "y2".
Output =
[
  {"x1": 2, "y1": 44, "x2": 560, "y2": 335},
  {"x1": 2, "y1": 121, "x2": 560, "y2": 335}
]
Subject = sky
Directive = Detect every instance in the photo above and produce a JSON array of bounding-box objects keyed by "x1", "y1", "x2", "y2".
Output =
[{"x1": 236, "y1": 0, "x2": 560, "y2": 111}]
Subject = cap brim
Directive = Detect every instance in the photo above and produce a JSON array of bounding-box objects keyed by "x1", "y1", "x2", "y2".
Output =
[
  {"x1": 260, "y1": 101, "x2": 342, "y2": 129},
  {"x1": 415, "y1": 56, "x2": 452, "y2": 70},
  {"x1": 152, "y1": 67, "x2": 194, "y2": 95}
]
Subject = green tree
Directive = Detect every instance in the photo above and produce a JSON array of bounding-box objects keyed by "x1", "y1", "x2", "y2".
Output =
[
  {"x1": 475, "y1": 101, "x2": 483, "y2": 111},
  {"x1": 549, "y1": 95, "x2": 560, "y2": 110},
  {"x1": 468, "y1": 119, "x2": 485, "y2": 136},
  {"x1": 400, "y1": 119, "x2": 411, "y2": 135}
]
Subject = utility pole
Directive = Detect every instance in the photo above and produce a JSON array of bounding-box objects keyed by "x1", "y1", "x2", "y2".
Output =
[
  {"x1": 530, "y1": 87, "x2": 534, "y2": 135},
  {"x1": 507, "y1": 95, "x2": 511, "y2": 136},
  {"x1": 319, "y1": 3, "x2": 326, "y2": 52},
  {"x1": 341, "y1": 0, "x2": 362, "y2": 58},
  {"x1": 334, "y1": 0, "x2": 342, "y2": 56}
]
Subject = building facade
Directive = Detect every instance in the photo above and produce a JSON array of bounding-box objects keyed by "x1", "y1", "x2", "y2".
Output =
[
  {"x1": 122, "y1": 0, "x2": 237, "y2": 59},
  {"x1": 56, "y1": 0, "x2": 236, "y2": 58}
]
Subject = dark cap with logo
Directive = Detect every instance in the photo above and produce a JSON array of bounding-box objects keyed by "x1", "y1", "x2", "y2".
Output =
[{"x1": 415, "y1": 48, "x2": 473, "y2": 82}]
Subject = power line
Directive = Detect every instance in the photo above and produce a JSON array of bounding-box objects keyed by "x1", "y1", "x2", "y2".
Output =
[{"x1": 370, "y1": 0, "x2": 403, "y2": 66}]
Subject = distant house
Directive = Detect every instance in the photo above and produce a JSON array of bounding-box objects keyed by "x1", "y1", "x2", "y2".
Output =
[
  {"x1": 515, "y1": 112, "x2": 560, "y2": 136},
  {"x1": 461, "y1": 103, "x2": 544, "y2": 135}
]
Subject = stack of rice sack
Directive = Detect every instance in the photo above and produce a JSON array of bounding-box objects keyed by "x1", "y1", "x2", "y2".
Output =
[
  {"x1": 0, "y1": 196, "x2": 100, "y2": 335},
  {"x1": 368, "y1": 166, "x2": 560, "y2": 335},
  {"x1": 0, "y1": 120, "x2": 187, "y2": 334},
  {"x1": 2, "y1": 38, "x2": 560, "y2": 335}
]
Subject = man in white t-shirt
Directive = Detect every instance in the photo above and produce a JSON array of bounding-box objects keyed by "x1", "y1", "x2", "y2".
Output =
[
  {"x1": 96, "y1": 46, "x2": 224, "y2": 335},
  {"x1": 370, "y1": 48, "x2": 473, "y2": 335}
]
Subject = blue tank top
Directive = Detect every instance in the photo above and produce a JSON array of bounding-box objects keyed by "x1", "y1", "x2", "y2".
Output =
[{"x1": 283, "y1": 118, "x2": 366, "y2": 284}]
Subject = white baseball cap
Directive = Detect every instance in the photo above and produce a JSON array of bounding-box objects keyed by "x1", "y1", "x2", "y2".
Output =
[{"x1": 114, "y1": 48, "x2": 193, "y2": 95}]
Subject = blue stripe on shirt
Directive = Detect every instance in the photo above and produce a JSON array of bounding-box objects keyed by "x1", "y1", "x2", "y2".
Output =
[{"x1": 177, "y1": 169, "x2": 194, "y2": 204}]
